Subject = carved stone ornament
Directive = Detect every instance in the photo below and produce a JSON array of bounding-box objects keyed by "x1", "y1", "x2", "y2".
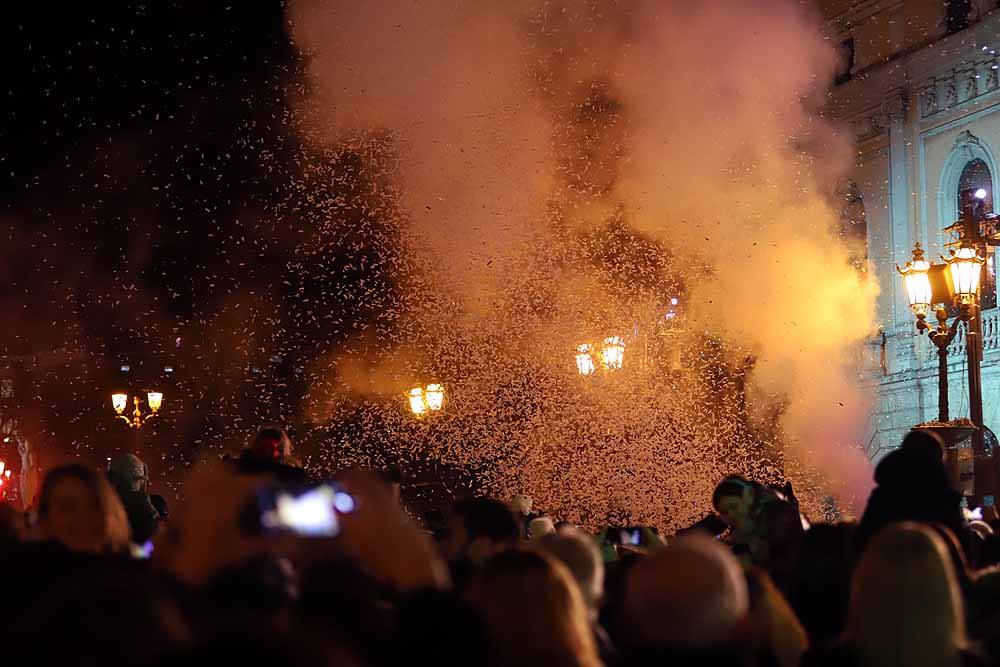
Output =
[
  {"x1": 954, "y1": 130, "x2": 984, "y2": 152},
  {"x1": 921, "y1": 84, "x2": 939, "y2": 117},
  {"x1": 945, "y1": 77, "x2": 958, "y2": 108}
]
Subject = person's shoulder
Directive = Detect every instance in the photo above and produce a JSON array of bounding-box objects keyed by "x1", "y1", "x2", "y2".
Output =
[
  {"x1": 961, "y1": 646, "x2": 996, "y2": 667},
  {"x1": 800, "y1": 643, "x2": 860, "y2": 667},
  {"x1": 618, "y1": 645, "x2": 746, "y2": 667},
  {"x1": 757, "y1": 494, "x2": 801, "y2": 525},
  {"x1": 232, "y1": 452, "x2": 310, "y2": 483}
]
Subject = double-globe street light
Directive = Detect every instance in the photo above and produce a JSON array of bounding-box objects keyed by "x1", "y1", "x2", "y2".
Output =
[
  {"x1": 407, "y1": 383, "x2": 445, "y2": 417},
  {"x1": 897, "y1": 187, "x2": 999, "y2": 496},
  {"x1": 111, "y1": 390, "x2": 164, "y2": 429},
  {"x1": 576, "y1": 336, "x2": 626, "y2": 376}
]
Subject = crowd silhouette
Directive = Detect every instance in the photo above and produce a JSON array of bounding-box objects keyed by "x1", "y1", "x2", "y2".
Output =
[{"x1": 1, "y1": 426, "x2": 998, "y2": 667}]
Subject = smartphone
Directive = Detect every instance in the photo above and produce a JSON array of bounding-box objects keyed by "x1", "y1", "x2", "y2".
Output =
[
  {"x1": 255, "y1": 482, "x2": 356, "y2": 537},
  {"x1": 985, "y1": 495, "x2": 995, "y2": 508},
  {"x1": 619, "y1": 527, "x2": 642, "y2": 546},
  {"x1": 134, "y1": 540, "x2": 154, "y2": 560}
]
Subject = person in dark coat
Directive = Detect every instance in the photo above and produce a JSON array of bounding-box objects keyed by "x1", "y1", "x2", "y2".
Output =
[
  {"x1": 855, "y1": 429, "x2": 969, "y2": 559},
  {"x1": 108, "y1": 453, "x2": 161, "y2": 545},
  {"x1": 712, "y1": 475, "x2": 804, "y2": 593},
  {"x1": 236, "y1": 425, "x2": 309, "y2": 484}
]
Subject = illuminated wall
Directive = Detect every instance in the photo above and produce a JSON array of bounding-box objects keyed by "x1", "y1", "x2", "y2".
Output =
[{"x1": 824, "y1": 1, "x2": 1000, "y2": 460}]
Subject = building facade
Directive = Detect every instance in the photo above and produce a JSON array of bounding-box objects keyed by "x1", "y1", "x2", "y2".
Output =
[{"x1": 822, "y1": 0, "x2": 1000, "y2": 461}]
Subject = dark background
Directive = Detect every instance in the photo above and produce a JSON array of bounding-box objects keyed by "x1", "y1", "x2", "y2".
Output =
[{"x1": 0, "y1": 1, "x2": 412, "y2": 489}]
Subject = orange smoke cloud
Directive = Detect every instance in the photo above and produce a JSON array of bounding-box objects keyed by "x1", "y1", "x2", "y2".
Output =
[{"x1": 288, "y1": 0, "x2": 878, "y2": 516}]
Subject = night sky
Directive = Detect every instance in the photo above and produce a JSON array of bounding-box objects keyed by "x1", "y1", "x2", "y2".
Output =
[{"x1": 1, "y1": 1, "x2": 405, "y2": 478}]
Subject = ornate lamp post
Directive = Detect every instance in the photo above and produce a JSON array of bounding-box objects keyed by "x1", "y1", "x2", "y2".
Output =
[
  {"x1": 600, "y1": 336, "x2": 626, "y2": 370},
  {"x1": 898, "y1": 187, "x2": 997, "y2": 496},
  {"x1": 407, "y1": 384, "x2": 445, "y2": 416},
  {"x1": 897, "y1": 244, "x2": 963, "y2": 422},
  {"x1": 111, "y1": 391, "x2": 164, "y2": 429},
  {"x1": 576, "y1": 337, "x2": 626, "y2": 375}
]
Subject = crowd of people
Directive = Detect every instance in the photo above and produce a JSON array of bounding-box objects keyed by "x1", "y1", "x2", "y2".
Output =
[{"x1": 2, "y1": 426, "x2": 1000, "y2": 666}]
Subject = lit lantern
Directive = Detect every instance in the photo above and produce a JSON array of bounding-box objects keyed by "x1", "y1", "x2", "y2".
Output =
[
  {"x1": 947, "y1": 245, "x2": 986, "y2": 305},
  {"x1": 896, "y1": 243, "x2": 933, "y2": 316},
  {"x1": 408, "y1": 387, "x2": 428, "y2": 416},
  {"x1": 601, "y1": 336, "x2": 625, "y2": 370},
  {"x1": 425, "y1": 384, "x2": 445, "y2": 411},
  {"x1": 112, "y1": 393, "x2": 128, "y2": 414},
  {"x1": 576, "y1": 344, "x2": 596, "y2": 376},
  {"x1": 147, "y1": 391, "x2": 164, "y2": 413},
  {"x1": 0, "y1": 461, "x2": 5, "y2": 476}
]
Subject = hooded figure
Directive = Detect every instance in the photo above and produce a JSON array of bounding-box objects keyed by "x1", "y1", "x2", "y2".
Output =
[
  {"x1": 248, "y1": 425, "x2": 293, "y2": 464},
  {"x1": 107, "y1": 453, "x2": 161, "y2": 545},
  {"x1": 855, "y1": 431, "x2": 968, "y2": 559},
  {"x1": 237, "y1": 425, "x2": 308, "y2": 483}
]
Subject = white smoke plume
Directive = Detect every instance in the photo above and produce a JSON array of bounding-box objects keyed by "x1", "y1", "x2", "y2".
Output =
[{"x1": 288, "y1": 0, "x2": 879, "y2": 524}]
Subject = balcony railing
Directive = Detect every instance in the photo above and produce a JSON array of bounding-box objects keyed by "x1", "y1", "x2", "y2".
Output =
[{"x1": 924, "y1": 308, "x2": 1000, "y2": 362}]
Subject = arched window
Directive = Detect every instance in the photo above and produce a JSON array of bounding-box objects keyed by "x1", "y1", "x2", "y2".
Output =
[
  {"x1": 957, "y1": 158, "x2": 996, "y2": 308},
  {"x1": 838, "y1": 181, "x2": 868, "y2": 272},
  {"x1": 958, "y1": 158, "x2": 993, "y2": 212}
]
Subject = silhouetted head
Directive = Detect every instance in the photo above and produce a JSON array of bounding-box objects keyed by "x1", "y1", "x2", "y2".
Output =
[
  {"x1": 108, "y1": 453, "x2": 150, "y2": 493},
  {"x1": 537, "y1": 527, "x2": 605, "y2": 614},
  {"x1": 37, "y1": 464, "x2": 130, "y2": 553},
  {"x1": 900, "y1": 429, "x2": 947, "y2": 464},
  {"x1": 621, "y1": 534, "x2": 749, "y2": 651},
  {"x1": 443, "y1": 497, "x2": 521, "y2": 562},
  {"x1": 465, "y1": 549, "x2": 601, "y2": 667},
  {"x1": 250, "y1": 425, "x2": 293, "y2": 463},
  {"x1": 850, "y1": 523, "x2": 968, "y2": 665},
  {"x1": 712, "y1": 476, "x2": 756, "y2": 534}
]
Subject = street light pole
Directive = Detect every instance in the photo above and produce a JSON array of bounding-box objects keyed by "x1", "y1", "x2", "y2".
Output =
[
  {"x1": 899, "y1": 186, "x2": 998, "y2": 498},
  {"x1": 923, "y1": 307, "x2": 962, "y2": 422},
  {"x1": 897, "y1": 243, "x2": 957, "y2": 423},
  {"x1": 967, "y1": 299, "x2": 986, "y2": 457}
]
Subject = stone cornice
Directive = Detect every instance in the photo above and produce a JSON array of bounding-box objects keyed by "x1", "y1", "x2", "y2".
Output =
[
  {"x1": 836, "y1": 90, "x2": 905, "y2": 144},
  {"x1": 827, "y1": 9, "x2": 1000, "y2": 122},
  {"x1": 916, "y1": 57, "x2": 1000, "y2": 119},
  {"x1": 825, "y1": 0, "x2": 904, "y2": 37}
]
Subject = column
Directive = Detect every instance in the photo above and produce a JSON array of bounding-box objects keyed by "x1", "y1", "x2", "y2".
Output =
[{"x1": 886, "y1": 89, "x2": 919, "y2": 371}]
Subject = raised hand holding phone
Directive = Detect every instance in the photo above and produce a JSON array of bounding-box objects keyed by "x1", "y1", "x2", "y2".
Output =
[
  {"x1": 256, "y1": 482, "x2": 356, "y2": 537},
  {"x1": 155, "y1": 459, "x2": 278, "y2": 587},
  {"x1": 332, "y1": 468, "x2": 449, "y2": 592}
]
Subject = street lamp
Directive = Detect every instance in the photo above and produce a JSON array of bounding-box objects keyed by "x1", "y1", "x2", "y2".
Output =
[
  {"x1": 601, "y1": 336, "x2": 626, "y2": 370},
  {"x1": 898, "y1": 187, "x2": 999, "y2": 498},
  {"x1": 898, "y1": 241, "x2": 986, "y2": 425},
  {"x1": 425, "y1": 384, "x2": 445, "y2": 411},
  {"x1": 407, "y1": 384, "x2": 445, "y2": 416},
  {"x1": 897, "y1": 243, "x2": 933, "y2": 320},
  {"x1": 576, "y1": 337, "x2": 625, "y2": 375},
  {"x1": 576, "y1": 344, "x2": 596, "y2": 376},
  {"x1": 408, "y1": 388, "x2": 427, "y2": 416},
  {"x1": 946, "y1": 245, "x2": 986, "y2": 304},
  {"x1": 112, "y1": 391, "x2": 164, "y2": 429}
]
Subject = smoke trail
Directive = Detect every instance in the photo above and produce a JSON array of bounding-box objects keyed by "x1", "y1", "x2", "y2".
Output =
[{"x1": 288, "y1": 0, "x2": 878, "y2": 521}]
